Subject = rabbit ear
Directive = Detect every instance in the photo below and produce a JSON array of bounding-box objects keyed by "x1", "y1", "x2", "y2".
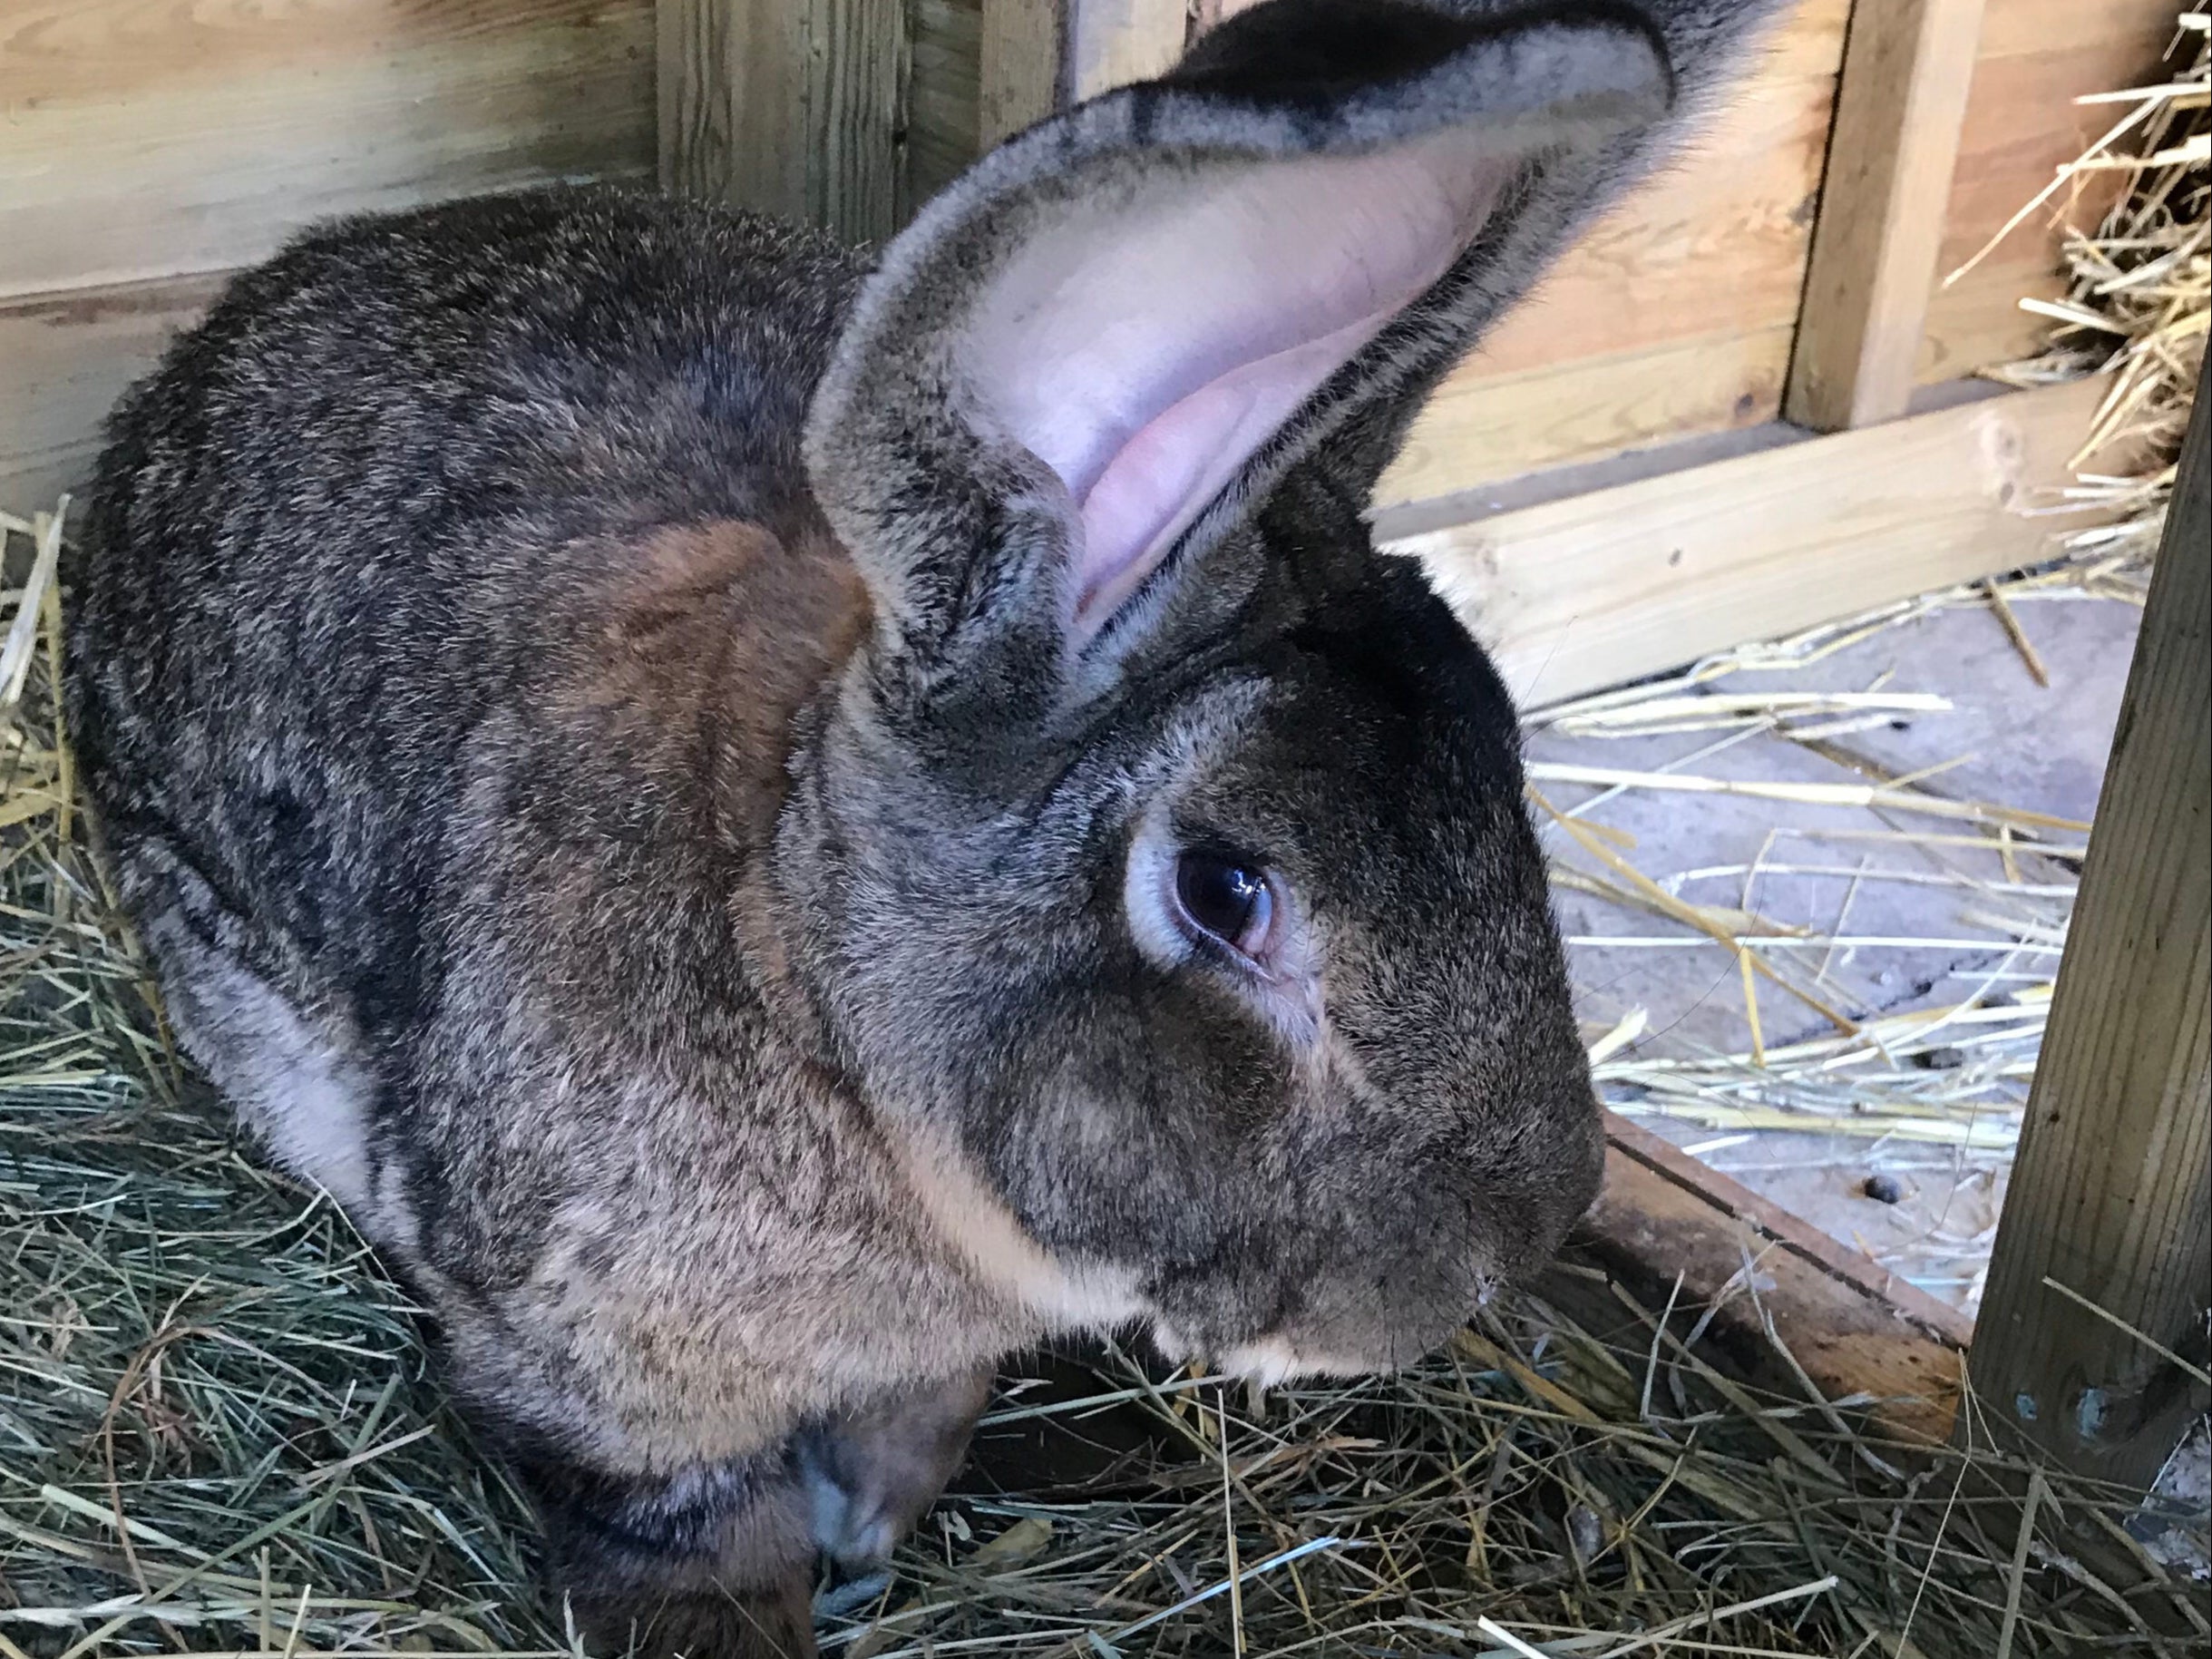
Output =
[{"x1": 804, "y1": 0, "x2": 1674, "y2": 686}]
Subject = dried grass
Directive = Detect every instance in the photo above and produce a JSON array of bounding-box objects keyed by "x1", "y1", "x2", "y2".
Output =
[
  {"x1": 5, "y1": 506, "x2": 2205, "y2": 1655},
  {"x1": 1967, "y1": 11, "x2": 2210, "y2": 558},
  {"x1": 3, "y1": 17, "x2": 2207, "y2": 1653}
]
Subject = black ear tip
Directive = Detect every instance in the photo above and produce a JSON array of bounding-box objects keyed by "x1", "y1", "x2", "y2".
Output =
[
  {"x1": 1169, "y1": 0, "x2": 1490, "y2": 102},
  {"x1": 1166, "y1": 0, "x2": 1676, "y2": 116}
]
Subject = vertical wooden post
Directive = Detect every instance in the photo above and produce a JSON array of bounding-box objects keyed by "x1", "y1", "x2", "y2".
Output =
[
  {"x1": 979, "y1": 0, "x2": 1067, "y2": 151},
  {"x1": 1970, "y1": 363, "x2": 2211, "y2": 1489},
  {"x1": 978, "y1": 0, "x2": 1188, "y2": 148},
  {"x1": 1783, "y1": 0, "x2": 1987, "y2": 431},
  {"x1": 658, "y1": 0, "x2": 911, "y2": 247}
]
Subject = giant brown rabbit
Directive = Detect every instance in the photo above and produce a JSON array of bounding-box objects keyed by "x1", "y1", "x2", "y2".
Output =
[{"x1": 68, "y1": 1, "x2": 1788, "y2": 1651}]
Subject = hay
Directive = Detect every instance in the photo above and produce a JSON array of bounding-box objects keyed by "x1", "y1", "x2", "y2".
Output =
[
  {"x1": 1966, "y1": 10, "x2": 2210, "y2": 558},
  {"x1": 4, "y1": 19, "x2": 2207, "y2": 1651},
  {"x1": 1522, "y1": 570, "x2": 2099, "y2": 1310},
  {"x1": 5, "y1": 494, "x2": 2207, "y2": 1654},
  {"x1": 0, "y1": 508, "x2": 562, "y2": 1656}
]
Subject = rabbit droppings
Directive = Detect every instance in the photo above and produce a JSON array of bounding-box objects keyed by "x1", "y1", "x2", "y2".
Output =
[{"x1": 69, "y1": 2, "x2": 1788, "y2": 1653}]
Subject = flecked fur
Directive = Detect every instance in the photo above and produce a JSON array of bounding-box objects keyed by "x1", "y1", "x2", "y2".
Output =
[{"x1": 68, "y1": 2, "x2": 1788, "y2": 1653}]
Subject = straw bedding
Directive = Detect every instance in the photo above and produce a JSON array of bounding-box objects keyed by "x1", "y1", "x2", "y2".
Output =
[{"x1": 3, "y1": 16, "x2": 2207, "y2": 1655}]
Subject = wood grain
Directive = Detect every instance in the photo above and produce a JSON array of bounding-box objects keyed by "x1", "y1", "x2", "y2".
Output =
[
  {"x1": 0, "y1": 275, "x2": 230, "y2": 512},
  {"x1": 1389, "y1": 376, "x2": 2111, "y2": 710},
  {"x1": 911, "y1": 0, "x2": 984, "y2": 206},
  {"x1": 1377, "y1": 326, "x2": 1796, "y2": 511},
  {"x1": 1784, "y1": 0, "x2": 1989, "y2": 430},
  {"x1": 0, "y1": 0, "x2": 653, "y2": 299},
  {"x1": 978, "y1": 0, "x2": 1063, "y2": 149},
  {"x1": 1549, "y1": 1113, "x2": 1968, "y2": 1446},
  {"x1": 658, "y1": 0, "x2": 910, "y2": 246},
  {"x1": 1968, "y1": 362, "x2": 2210, "y2": 1489}
]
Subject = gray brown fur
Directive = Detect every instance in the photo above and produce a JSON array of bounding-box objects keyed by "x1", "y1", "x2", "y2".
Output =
[{"x1": 68, "y1": 2, "x2": 1786, "y2": 1652}]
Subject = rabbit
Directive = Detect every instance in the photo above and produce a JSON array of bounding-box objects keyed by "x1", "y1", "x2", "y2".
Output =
[{"x1": 67, "y1": 0, "x2": 1788, "y2": 1651}]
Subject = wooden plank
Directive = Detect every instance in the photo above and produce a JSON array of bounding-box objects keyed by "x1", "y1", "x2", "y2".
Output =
[
  {"x1": 0, "y1": 0, "x2": 653, "y2": 300},
  {"x1": 1388, "y1": 376, "x2": 2110, "y2": 710},
  {"x1": 911, "y1": 0, "x2": 984, "y2": 206},
  {"x1": 1969, "y1": 365, "x2": 2210, "y2": 1490},
  {"x1": 978, "y1": 0, "x2": 1064, "y2": 149},
  {"x1": 1545, "y1": 1112, "x2": 1967, "y2": 1445},
  {"x1": 0, "y1": 274, "x2": 229, "y2": 513},
  {"x1": 658, "y1": 0, "x2": 911, "y2": 246},
  {"x1": 1920, "y1": 0, "x2": 2177, "y2": 382},
  {"x1": 1784, "y1": 0, "x2": 1989, "y2": 430},
  {"x1": 1066, "y1": 0, "x2": 1184, "y2": 98},
  {"x1": 977, "y1": 0, "x2": 1184, "y2": 148},
  {"x1": 1379, "y1": 0, "x2": 1848, "y2": 504},
  {"x1": 1379, "y1": 327, "x2": 1797, "y2": 512}
]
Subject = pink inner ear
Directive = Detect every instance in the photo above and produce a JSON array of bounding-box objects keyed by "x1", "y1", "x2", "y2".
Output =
[
  {"x1": 1073, "y1": 309, "x2": 1400, "y2": 624},
  {"x1": 959, "y1": 131, "x2": 1515, "y2": 635}
]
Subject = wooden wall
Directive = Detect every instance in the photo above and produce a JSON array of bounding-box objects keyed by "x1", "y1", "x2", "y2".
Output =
[
  {"x1": 1922, "y1": 0, "x2": 2183, "y2": 380},
  {"x1": 1, "y1": 0, "x2": 656, "y2": 507},
  {"x1": 0, "y1": 0, "x2": 2185, "y2": 515},
  {"x1": 1379, "y1": 0, "x2": 1850, "y2": 508},
  {"x1": 1382, "y1": 0, "x2": 2179, "y2": 507}
]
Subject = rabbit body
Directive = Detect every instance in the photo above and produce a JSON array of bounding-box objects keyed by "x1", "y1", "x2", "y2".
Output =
[{"x1": 70, "y1": 3, "x2": 1788, "y2": 1651}]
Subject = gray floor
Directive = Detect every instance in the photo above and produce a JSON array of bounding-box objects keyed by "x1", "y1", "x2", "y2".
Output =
[
  {"x1": 1533, "y1": 582, "x2": 2145, "y2": 1313},
  {"x1": 1541, "y1": 575, "x2": 2211, "y2": 1575}
]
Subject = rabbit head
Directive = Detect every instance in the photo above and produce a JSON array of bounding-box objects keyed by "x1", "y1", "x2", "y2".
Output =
[{"x1": 779, "y1": 0, "x2": 1772, "y2": 1380}]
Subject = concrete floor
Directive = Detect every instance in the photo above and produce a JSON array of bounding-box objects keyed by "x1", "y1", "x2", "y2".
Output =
[{"x1": 1532, "y1": 582, "x2": 2146, "y2": 1313}]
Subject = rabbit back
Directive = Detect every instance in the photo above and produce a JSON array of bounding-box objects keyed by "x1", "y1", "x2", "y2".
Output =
[{"x1": 73, "y1": 185, "x2": 859, "y2": 1039}]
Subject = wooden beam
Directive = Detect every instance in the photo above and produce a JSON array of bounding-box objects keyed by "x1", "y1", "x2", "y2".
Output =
[
  {"x1": 658, "y1": 0, "x2": 911, "y2": 246},
  {"x1": 1784, "y1": 0, "x2": 1988, "y2": 430},
  {"x1": 1, "y1": 275, "x2": 230, "y2": 513},
  {"x1": 1389, "y1": 376, "x2": 2111, "y2": 711},
  {"x1": 979, "y1": 0, "x2": 1065, "y2": 150},
  {"x1": 1068, "y1": 0, "x2": 1188, "y2": 97},
  {"x1": 1, "y1": 0, "x2": 654, "y2": 303},
  {"x1": 977, "y1": 0, "x2": 1185, "y2": 148},
  {"x1": 1545, "y1": 1113, "x2": 1968, "y2": 1446},
  {"x1": 1968, "y1": 365, "x2": 2210, "y2": 1490}
]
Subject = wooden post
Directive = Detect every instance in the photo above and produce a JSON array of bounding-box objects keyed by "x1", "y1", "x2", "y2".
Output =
[
  {"x1": 979, "y1": 0, "x2": 1067, "y2": 151},
  {"x1": 1969, "y1": 363, "x2": 2211, "y2": 1489},
  {"x1": 658, "y1": 0, "x2": 912, "y2": 246},
  {"x1": 1783, "y1": 0, "x2": 1987, "y2": 431},
  {"x1": 978, "y1": 0, "x2": 1188, "y2": 148}
]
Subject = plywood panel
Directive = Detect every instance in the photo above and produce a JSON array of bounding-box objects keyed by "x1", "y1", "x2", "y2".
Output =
[
  {"x1": 0, "y1": 0, "x2": 655, "y2": 299},
  {"x1": 1920, "y1": 0, "x2": 2178, "y2": 381},
  {"x1": 1377, "y1": 326, "x2": 1796, "y2": 511},
  {"x1": 1384, "y1": 0, "x2": 1847, "y2": 504},
  {"x1": 0, "y1": 275, "x2": 229, "y2": 512}
]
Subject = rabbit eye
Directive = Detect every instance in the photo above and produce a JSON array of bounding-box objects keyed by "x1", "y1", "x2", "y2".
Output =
[{"x1": 1174, "y1": 849, "x2": 1274, "y2": 960}]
